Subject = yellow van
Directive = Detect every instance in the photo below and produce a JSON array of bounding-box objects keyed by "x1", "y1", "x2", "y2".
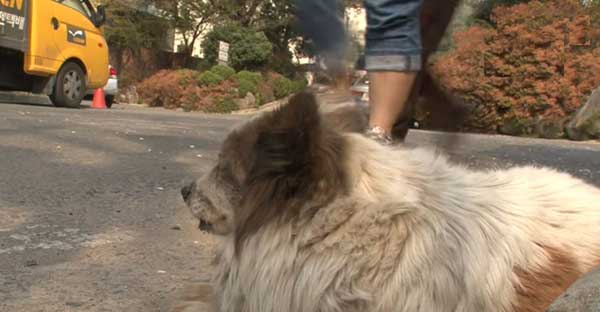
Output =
[{"x1": 0, "y1": 0, "x2": 109, "y2": 108}]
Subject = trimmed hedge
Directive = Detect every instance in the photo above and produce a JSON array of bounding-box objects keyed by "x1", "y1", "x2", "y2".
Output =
[
  {"x1": 211, "y1": 64, "x2": 235, "y2": 80},
  {"x1": 197, "y1": 71, "x2": 224, "y2": 86},
  {"x1": 291, "y1": 78, "x2": 308, "y2": 93},
  {"x1": 237, "y1": 79, "x2": 258, "y2": 98},
  {"x1": 273, "y1": 76, "x2": 293, "y2": 99},
  {"x1": 205, "y1": 97, "x2": 239, "y2": 113},
  {"x1": 234, "y1": 71, "x2": 263, "y2": 85}
]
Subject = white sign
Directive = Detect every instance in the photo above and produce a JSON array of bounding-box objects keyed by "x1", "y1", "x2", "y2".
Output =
[
  {"x1": 219, "y1": 41, "x2": 229, "y2": 52},
  {"x1": 0, "y1": 11, "x2": 26, "y2": 30},
  {"x1": 218, "y1": 41, "x2": 229, "y2": 64}
]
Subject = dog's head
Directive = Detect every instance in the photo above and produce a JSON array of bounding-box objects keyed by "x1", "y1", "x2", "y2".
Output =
[{"x1": 181, "y1": 92, "x2": 366, "y2": 243}]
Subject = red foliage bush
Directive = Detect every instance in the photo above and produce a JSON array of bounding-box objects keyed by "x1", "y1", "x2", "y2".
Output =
[
  {"x1": 137, "y1": 69, "x2": 197, "y2": 109},
  {"x1": 180, "y1": 81, "x2": 238, "y2": 112},
  {"x1": 432, "y1": 0, "x2": 600, "y2": 132},
  {"x1": 137, "y1": 69, "x2": 238, "y2": 112},
  {"x1": 136, "y1": 69, "x2": 303, "y2": 113}
]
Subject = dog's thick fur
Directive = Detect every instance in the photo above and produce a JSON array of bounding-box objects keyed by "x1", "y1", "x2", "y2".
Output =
[{"x1": 181, "y1": 92, "x2": 600, "y2": 312}]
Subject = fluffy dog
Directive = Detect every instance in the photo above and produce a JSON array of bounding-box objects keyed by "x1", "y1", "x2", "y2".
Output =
[{"x1": 181, "y1": 92, "x2": 600, "y2": 312}]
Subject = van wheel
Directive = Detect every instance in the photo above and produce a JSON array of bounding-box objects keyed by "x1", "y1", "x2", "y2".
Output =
[{"x1": 50, "y1": 62, "x2": 86, "y2": 108}]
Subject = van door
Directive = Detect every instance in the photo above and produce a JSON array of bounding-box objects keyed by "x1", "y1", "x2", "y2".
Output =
[
  {"x1": 48, "y1": 0, "x2": 108, "y2": 88},
  {"x1": 25, "y1": 0, "x2": 64, "y2": 75}
]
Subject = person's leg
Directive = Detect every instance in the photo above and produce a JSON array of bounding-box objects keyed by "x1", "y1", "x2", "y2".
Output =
[
  {"x1": 364, "y1": 0, "x2": 422, "y2": 144},
  {"x1": 367, "y1": 72, "x2": 417, "y2": 142}
]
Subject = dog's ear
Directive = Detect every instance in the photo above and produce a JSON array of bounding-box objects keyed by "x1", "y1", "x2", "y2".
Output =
[
  {"x1": 251, "y1": 91, "x2": 322, "y2": 178},
  {"x1": 236, "y1": 91, "x2": 347, "y2": 252}
]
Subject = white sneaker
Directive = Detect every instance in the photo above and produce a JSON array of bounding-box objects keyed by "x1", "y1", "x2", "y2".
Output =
[{"x1": 364, "y1": 126, "x2": 393, "y2": 145}]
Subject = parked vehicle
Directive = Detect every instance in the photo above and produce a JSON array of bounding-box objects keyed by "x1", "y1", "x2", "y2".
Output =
[
  {"x1": 0, "y1": 0, "x2": 108, "y2": 108},
  {"x1": 85, "y1": 65, "x2": 118, "y2": 108}
]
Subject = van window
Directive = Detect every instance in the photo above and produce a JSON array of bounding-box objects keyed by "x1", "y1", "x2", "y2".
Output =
[{"x1": 56, "y1": 0, "x2": 92, "y2": 18}]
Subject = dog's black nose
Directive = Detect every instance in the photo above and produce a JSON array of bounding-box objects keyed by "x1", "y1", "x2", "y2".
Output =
[{"x1": 181, "y1": 182, "x2": 195, "y2": 202}]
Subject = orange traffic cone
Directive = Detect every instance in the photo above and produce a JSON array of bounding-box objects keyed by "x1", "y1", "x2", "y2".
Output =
[{"x1": 91, "y1": 88, "x2": 107, "y2": 109}]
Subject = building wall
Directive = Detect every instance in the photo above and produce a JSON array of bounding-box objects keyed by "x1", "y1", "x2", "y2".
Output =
[{"x1": 172, "y1": 25, "x2": 212, "y2": 58}]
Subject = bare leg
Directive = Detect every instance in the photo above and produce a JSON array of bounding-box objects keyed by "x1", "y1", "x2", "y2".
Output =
[
  {"x1": 368, "y1": 71, "x2": 417, "y2": 135},
  {"x1": 363, "y1": 0, "x2": 422, "y2": 144}
]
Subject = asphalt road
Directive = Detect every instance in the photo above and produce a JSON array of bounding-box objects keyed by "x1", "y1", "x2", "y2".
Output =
[{"x1": 1, "y1": 98, "x2": 599, "y2": 312}]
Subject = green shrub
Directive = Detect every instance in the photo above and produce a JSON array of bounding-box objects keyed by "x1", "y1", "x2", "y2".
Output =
[
  {"x1": 234, "y1": 71, "x2": 263, "y2": 98},
  {"x1": 211, "y1": 64, "x2": 235, "y2": 80},
  {"x1": 197, "y1": 71, "x2": 224, "y2": 86},
  {"x1": 201, "y1": 23, "x2": 273, "y2": 70},
  {"x1": 234, "y1": 71, "x2": 263, "y2": 85},
  {"x1": 273, "y1": 76, "x2": 293, "y2": 99},
  {"x1": 205, "y1": 97, "x2": 239, "y2": 113},
  {"x1": 291, "y1": 78, "x2": 308, "y2": 93},
  {"x1": 237, "y1": 79, "x2": 258, "y2": 98}
]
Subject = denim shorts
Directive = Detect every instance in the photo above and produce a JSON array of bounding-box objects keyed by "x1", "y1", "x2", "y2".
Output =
[{"x1": 295, "y1": 0, "x2": 422, "y2": 72}]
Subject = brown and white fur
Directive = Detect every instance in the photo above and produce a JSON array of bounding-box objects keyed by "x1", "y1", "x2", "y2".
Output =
[{"x1": 181, "y1": 92, "x2": 600, "y2": 312}]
